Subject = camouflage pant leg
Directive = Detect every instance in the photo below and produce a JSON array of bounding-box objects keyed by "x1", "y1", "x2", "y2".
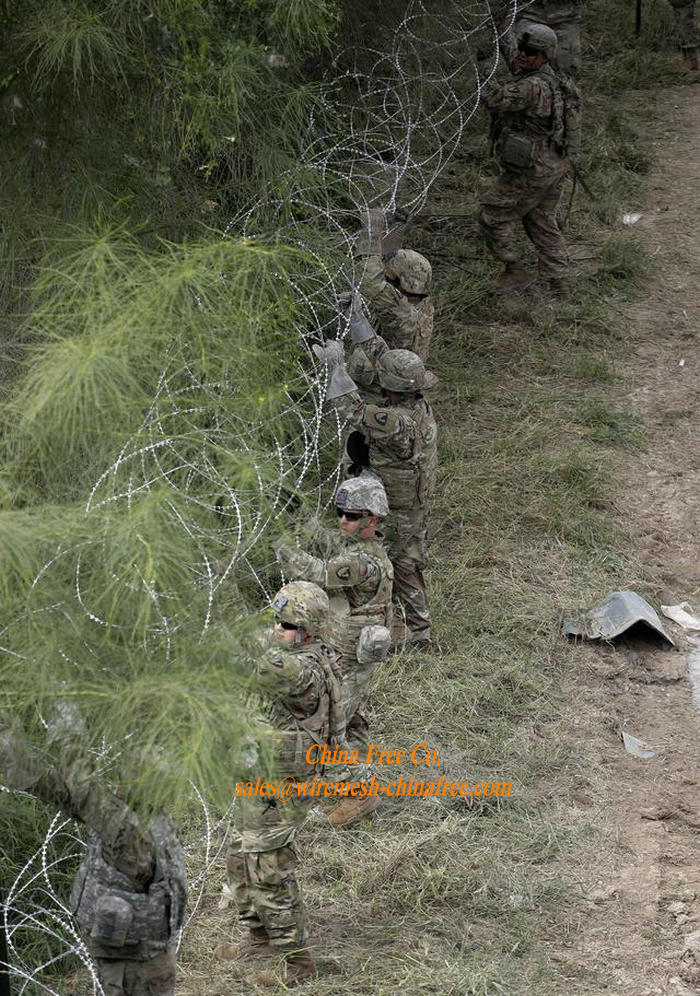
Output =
[
  {"x1": 225, "y1": 833, "x2": 264, "y2": 933},
  {"x1": 340, "y1": 656, "x2": 377, "y2": 752},
  {"x1": 554, "y1": 21, "x2": 582, "y2": 74},
  {"x1": 521, "y1": 173, "x2": 569, "y2": 279},
  {"x1": 95, "y1": 950, "x2": 176, "y2": 996},
  {"x1": 386, "y1": 510, "x2": 431, "y2": 636},
  {"x1": 479, "y1": 169, "x2": 569, "y2": 279},
  {"x1": 226, "y1": 793, "x2": 307, "y2": 954},
  {"x1": 669, "y1": 0, "x2": 698, "y2": 48}
]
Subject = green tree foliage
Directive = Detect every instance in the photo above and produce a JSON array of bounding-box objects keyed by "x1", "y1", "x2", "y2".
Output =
[
  {"x1": 0, "y1": 0, "x2": 341, "y2": 340},
  {"x1": 0, "y1": 0, "x2": 344, "y2": 821}
]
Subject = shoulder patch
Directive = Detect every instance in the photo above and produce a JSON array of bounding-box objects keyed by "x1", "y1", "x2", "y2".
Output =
[
  {"x1": 372, "y1": 412, "x2": 389, "y2": 426},
  {"x1": 334, "y1": 565, "x2": 351, "y2": 581}
]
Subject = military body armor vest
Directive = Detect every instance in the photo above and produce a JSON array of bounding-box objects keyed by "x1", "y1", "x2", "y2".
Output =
[
  {"x1": 70, "y1": 815, "x2": 186, "y2": 960},
  {"x1": 494, "y1": 65, "x2": 579, "y2": 171},
  {"x1": 266, "y1": 644, "x2": 346, "y2": 779},
  {"x1": 369, "y1": 399, "x2": 437, "y2": 512},
  {"x1": 325, "y1": 536, "x2": 394, "y2": 658}
]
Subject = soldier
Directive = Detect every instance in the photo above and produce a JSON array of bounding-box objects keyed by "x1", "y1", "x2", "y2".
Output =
[
  {"x1": 275, "y1": 475, "x2": 393, "y2": 825},
  {"x1": 478, "y1": 21, "x2": 579, "y2": 297},
  {"x1": 214, "y1": 581, "x2": 346, "y2": 985},
  {"x1": 667, "y1": 0, "x2": 699, "y2": 70},
  {"x1": 276, "y1": 474, "x2": 393, "y2": 727},
  {"x1": 349, "y1": 209, "x2": 434, "y2": 362},
  {"x1": 358, "y1": 251, "x2": 433, "y2": 361},
  {"x1": 314, "y1": 342, "x2": 438, "y2": 646},
  {"x1": 0, "y1": 720, "x2": 185, "y2": 996}
]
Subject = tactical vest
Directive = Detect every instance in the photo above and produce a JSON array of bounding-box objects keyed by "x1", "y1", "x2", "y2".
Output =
[
  {"x1": 325, "y1": 536, "x2": 394, "y2": 657},
  {"x1": 266, "y1": 643, "x2": 346, "y2": 780},
  {"x1": 494, "y1": 66, "x2": 577, "y2": 170},
  {"x1": 70, "y1": 815, "x2": 186, "y2": 960},
  {"x1": 369, "y1": 399, "x2": 437, "y2": 512}
]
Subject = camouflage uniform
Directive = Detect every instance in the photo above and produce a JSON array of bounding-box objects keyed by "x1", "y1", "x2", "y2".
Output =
[
  {"x1": 514, "y1": 2, "x2": 583, "y2": 75},
  {"x1": 668, "y1": 0, "x2": 699, "y2": 50},
  {"x1": 347, "y1": 332, "x2": 389, "y2": 406},
  {"x1": 226, "y1": 583, "x2": 345, "y2": 956},
  {"x1": 276, "y1": 481, "x2": 393, "y2": 747},
  {"x1": 359, "y1": 252, "x2": 434, "y2": 361},
  {"x1": 479, "y1": 62, "x2": 570, "y2": 280},
  {"x1": 331, "y1": 352, "x2": 438, "y2": 641},
  {"x1": 0, "y1": 722, "x2": 184, "y2": 996}
]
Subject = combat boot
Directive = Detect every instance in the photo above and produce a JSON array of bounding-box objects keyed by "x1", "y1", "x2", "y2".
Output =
[
  {"x1": 213, "y1": 926, "x2": 276, "y2": 961},
  {"x1": 285, "y1": 952, "x2": 317, "y2": 985},
  {"x1": 407, "y1": 627, "x2": 431, "y2": 647},
  {"x1": 493, "y1": 261, "x2": 534, "y2": 292},
  {"x1": 326, "y1": 787, "x2": 381, "y2": 826},
  {"x1": 549, "y1": 277, "x2": 566, "y2": 299},
  {"x1": 246, "y1": 951, "x2": 317, "y2": 987},
  {"x1": 682, "y1": 47, "x2": 700, "y2": 71}
]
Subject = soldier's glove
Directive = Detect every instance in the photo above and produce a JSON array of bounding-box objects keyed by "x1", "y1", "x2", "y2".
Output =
[
  {"x1": 382, "y1": 205, "x2": 412, "y2": 254},
  {"x1": 312, "y1": 341, "x2": 357, "y2": 399},
  {"x1": 0, "y1": 715, "x2": 44, "y2": 791},
  {"x1": 275, "y1": 540, "x2": 297, "y2": 570},
  {"x1": 356, "y1": 625, "x2": 392, "y2": 665},
  {"x1": 340, "y1": 289, "x2": 375, "y2": 344},
  {"x1": 355, "y1": 207, "x2": 384, "y2": 256}
]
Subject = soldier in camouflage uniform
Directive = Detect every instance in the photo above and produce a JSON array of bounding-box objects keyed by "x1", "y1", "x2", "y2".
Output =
[
  {"x1": 314, "y1": 341, "x2": 438, "y2": 646},
  {"x1": 275, "y1": 475, "x2": 393, "y2": 825},
  {"x1": 214, "y1": 582, "x2": 346, "y2": 985},
  {"x1": 275, "y1": 474, "x2": 393, "y2": 734},
  {"x1": 347, "y1": 208, "x2": 433, "y2": 362},
  {"x1": 357, "y1": 250, "x2": 434, "y2": 361},
  {"x1": 0, "y1": 720, "x2": 185, "y2": 996},
  {"x1": 668, "y1": 0, "x2": 699, "y2": 69},
  {"x1": 479, "y1": 21, "x2": 575, "y2": 297}
]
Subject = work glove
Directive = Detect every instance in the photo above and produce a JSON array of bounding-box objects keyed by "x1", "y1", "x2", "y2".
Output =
[
  {"x1": 312, "y1": 341, "x2": 357, "y2": 399},
  {"x1": 381, "y1": 205, "x2": 412, "y2": 255},
  {"x1": 355, "y1": 207, "x2": 384, "y2": 256},
  {"x1": 0, "y1": 714, "x2": 44, "y2": 791},
  {"x1": 275, "y1": 539, "x2": 297, "y2": 570},
  {"x1": 340, "y1": 290, "x2": 375, "y2": 343}
]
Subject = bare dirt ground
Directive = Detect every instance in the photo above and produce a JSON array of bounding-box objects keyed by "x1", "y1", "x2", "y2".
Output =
[{"x1": 553, "y1": 85, "x2": 700, "y2": 994}]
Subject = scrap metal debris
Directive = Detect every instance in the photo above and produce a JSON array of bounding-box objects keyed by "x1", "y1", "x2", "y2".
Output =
[
  {"x1": 660, "y1": 603, "x2": 700, "y2": 632},
  {"x1": 620, "y1": 730, "x2": 658, "y2": 760},
  {"x1": 563, "y1": 591, "x2": 675, "y2": 648},
  {"x1": 660, "y1": 602, "x2": 700, "y2": 714}
]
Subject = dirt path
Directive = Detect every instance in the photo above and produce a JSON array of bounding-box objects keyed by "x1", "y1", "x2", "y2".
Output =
[{"x1": 557, "y1": 86, "x2": 700, "y2": 994}]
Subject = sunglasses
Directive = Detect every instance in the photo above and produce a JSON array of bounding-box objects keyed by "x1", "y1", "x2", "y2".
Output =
[
  {"x1": 276, "y1": 620, "x2": 299, "y2": 631},
  {"x1": 518, "y1": 44, "x2": 540, "y2": 57},
  {"x1": 335, "y1": 507, "x2": 368, "y2": 521}
]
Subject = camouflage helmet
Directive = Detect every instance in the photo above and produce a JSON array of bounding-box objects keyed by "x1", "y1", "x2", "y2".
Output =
[
  {"x1": 335, "y1": 472, "x2": 389, "y2": 518},
  {"x1": 376, "y1": 349, "x2": 438, "y2": 393},
  {"x1": 390, "y1": 249, "x2": 432, "y2": 296},
  {"x1": 516, "y1": 21, "x2": 558, "y2": 59},
  {"x1": 271, "y1": 581, "x2": 330, "y2": 635}
]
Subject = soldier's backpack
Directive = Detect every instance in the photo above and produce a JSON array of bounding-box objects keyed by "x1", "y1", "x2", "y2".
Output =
[{"x1": 551, "y1": 71, "x2": 582, "y2": 158}]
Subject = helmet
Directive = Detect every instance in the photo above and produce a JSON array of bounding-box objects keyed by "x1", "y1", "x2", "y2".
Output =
[
  {"x1": 376, "y1": 349, "x2": 438, "y2": 393},
  {"x1": 390, "y1": 249, "x2": 432, "y2": 296},
  {"x1": 335, "y1": 473, "x2": 389, "y2": 518},
  {"x1": 271, "y1": 581, "x2": 329, "y2": 635},
  {"x1": 516, "y1": 21, "x2": 558, "y2": 59}
]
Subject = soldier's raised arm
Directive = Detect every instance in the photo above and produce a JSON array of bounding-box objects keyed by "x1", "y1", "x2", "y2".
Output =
[
  {"x1": 313, "y1": 340, "x2": 418, "y2": 448},
  {"x1": 0, "y1": 716, "x2": 154, "y2": 890}
]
